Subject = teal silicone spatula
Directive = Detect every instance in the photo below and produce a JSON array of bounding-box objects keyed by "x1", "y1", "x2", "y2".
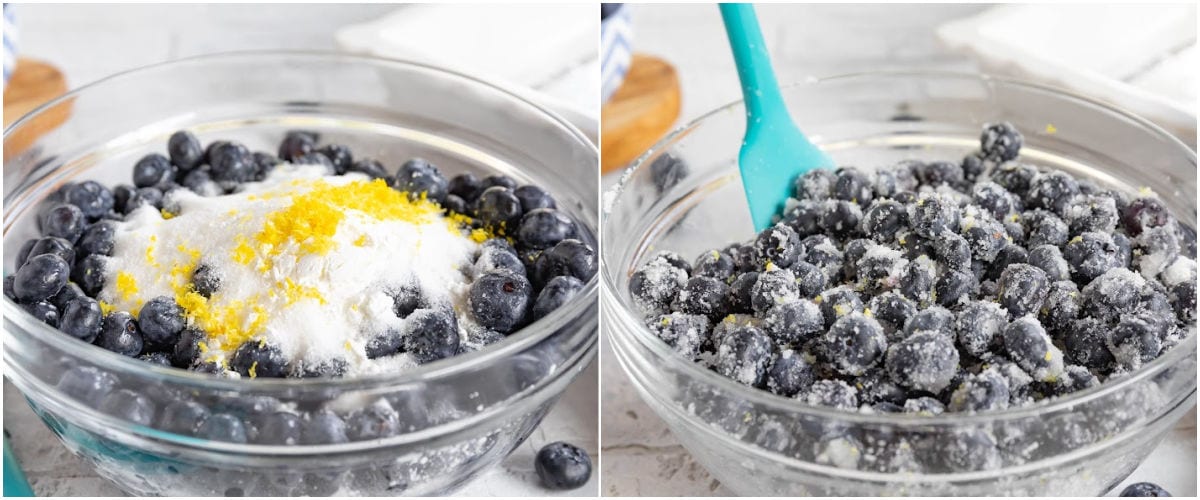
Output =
[{"x1": 720, "y1": 3, "x2": 835, "y2": 231}]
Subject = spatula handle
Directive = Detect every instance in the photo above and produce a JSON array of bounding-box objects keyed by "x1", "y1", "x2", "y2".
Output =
[{"x1": 719, "y1": 3, "x2": 787, "y2": 121}]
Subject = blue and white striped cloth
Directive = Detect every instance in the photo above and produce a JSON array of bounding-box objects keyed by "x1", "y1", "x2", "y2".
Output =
[
  {"x1": 600, "y1": 3, "x2": 632, "y2": 102},
  {"x1": 3, "y1": 3, "x2": 16, "y2": 90}
]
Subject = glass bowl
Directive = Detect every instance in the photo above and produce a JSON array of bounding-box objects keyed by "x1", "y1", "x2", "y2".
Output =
[
  {"x1": 3, "y1": 51, "x2": 598, "y2": 496},
  {"x1": 602, "y1": 72, "x2": 1196, "y2": 496}
]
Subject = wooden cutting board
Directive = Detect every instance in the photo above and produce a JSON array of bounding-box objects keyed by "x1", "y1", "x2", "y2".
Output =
[
  {"x1": 600, "y1": 54, "x2": 681, "y2": 173},
  {"x1": 4, "y1": 58, "x2": 69, "y2": 160}
]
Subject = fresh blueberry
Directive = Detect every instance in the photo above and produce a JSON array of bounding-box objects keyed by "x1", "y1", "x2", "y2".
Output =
[
  {"x1": 754, "y1": 223, "x2": 803, "y2": 268},
  {"x1": 22, "y1": 300, "x2": 59, "y2": 326},
  {"x1": 345, "y1": 159, "x2": 388, "y2": 179},
  {"x1": 531, "y1": 239, "x2": 597, "y2": 289},
  {"x1": 96, "y1": 311, "x2": 143, "y2": 356},
  {"x1": 443, "y1": 194, "x2": 468, "y2": 213},
  {"x1": 818, "y1": 199, "x2": 864, "y2": 238},
  {"x1": 180, "y1": 168, "x2": 222, "y2": 197},
  {"x1": 514, "y1": 184, "x2": 557, "y2": 212},
  {"x1": 861, "y1": 199, "x2": 908, "y2": 243},
  {"x1": 1002, "y1": 317, "x2": 1064, "y2": 382},
  {"x1": 766, "y1": 350, "x2": 814, "y2": 397},
  {"x1": 482, "y1": 174, "x2": 518, "y2": 191},
  {"x1": 64, "y1": 181, "x2": 115, "y2": 218},
  {"x1": 517, "y1": 208, "x2": 577, "y2": 249},
  {"x1": 209, "y1": 142, "x2": 255, "y2": 185},
  {"x1": 997, "y1": 263, "x2": 1049, "y2": 318},
  {"x1": 196, "y1": 413, "x2": 249, "y2": 443},
  {"x1": 77, "y1": 221, "x2": 116, "y2": 257},
  {"x1": 72, "y1": 254, "x2": 106, "y2": 296},
  {"x1": 56, "y1": 366, "x2": 117, "y2": 406},
  {"x1": 26, "y1": 236, "x2": 76, "y2": 265},
  {"x1": 138, "y1": 352, "x2": 172, "y2": 367},
  {"x1": 536, "y1": 442, "x2": 592, "y2": 490},
  {"x1": 98, "y1": 388, "x2": 156, "y2": 426},
  {"x1": 750, "y1": 266, "x2": 799, "y2": 314},
  {"x1": 716, "y1": 325, "x2": 773, "y2": 387},
  {"x1": 650, "y1": 153, "x2": 689, "y2": 193},
  {"x1": 473, "y1": 186, "x2": 523, "y2": 231},
  {"x1": 124, "y1": 187, "x2": 164, "y2": 213},
  {"x1": 133, "y1": 153, "x2": 175, "y2": 188},
  {"x1": 448, "y1": 172, "x2": 484, "y2": 202},
  {"x1": 761, "y1": 299, "x2": 823, "y2": 346},
  {"x1": 253, "y1": 411, "x2": 304, "y2": 445},
  {"x1": 345, "y1": 403, "x2": 400, "y2": 440},
  {"x1": 230, "y1": 340, "x2": 288, "y2": 378},
  {"x1": 475, "y1": 242, "x2": 527, "y2": 276},
  {"x1": 302, "y1": 410, "x2": 349, "y2": 444},
  {"x1": 1120, "y1": 482, "x2": 1171, "y2": 497},
  {"x1": 59, "y1": 297, "x2": 104, "y2": 342},
  {"x1": 277, "y1": 131, "x2": 316, "y2": 161},
  {"x1": 817, "y1": 312, "x2": 887, "y2": 377},
  {"x1": 317, "y1": 144, "x2": 353, "y2": 175},
  {"x1": 157, "y1": 400, "x2": 210, "y2": 435},
  {"x1": 39, "y1": 203, "x2": 86, "y2": 242},
  {"x1": 649, "y1": 313, "x2": 709, "y2": 359},
  {"x1": 885, "y1": 330, "x2": 959, "y2": 393},
  {"x1": 166, "y1": 130, "x2": 204, "y2": 171},
  {"x1": 470, "y1": 270, "x2": 532, "y2": 333},
  {"x1": 404, "y1": 308, "x2": 461, "y2": 363},
  {"x1": 533, "y1": 275, "x2": 584, "y2": 319},
  {"x1": 13, "y1": 253, "x2": 69, "y2": 302},
  {"x1": 138, "y1": 296, "x2": 186, "y2": 349},
  {"x1": 172, "y1": 326, "x2": 207, "y2": 368},
  {"x1": 250, "y1": 152, "x2": 281, "y2": 181},
  {"x1": 980, "y1": 122, "x2": 1023, "y2": 162},
  {"x1": 392, "y1": 158, "x2": 449, "y2": 203},
  {"x1": 294, "y1": 152, "x2": 335, "y2": 173}
]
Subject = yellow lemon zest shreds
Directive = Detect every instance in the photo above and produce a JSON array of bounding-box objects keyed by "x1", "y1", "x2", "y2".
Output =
[
  {"x1": 1045, "y1": 123, "x2": 1057, "y2": 134},
  {"x1": 353, "y1": 234, "x2": 368, "y2": 247},
  {"x1": 232, "y1": 235, "x2": 255, "y2": 265},
  {"x1": 161, "y1": 209, "x2": 176, "y2": 220},
  {"x1": 98, "y1": 301, "x2": 115, "y2": 316},
  {"x1": 344, "y1": 340, "x2": 354, "y2": 352},
  {"x1": 248, "y1": 361, "x2": 258, "y2": 379},
  {"x1": 197, "y1": 341, "x2": 209, "y2": 354},
  {"x1": 283, "y1": 277, "x2": 326, "y2": 306},
  {"x1": 115, "y1": 272, "x2": 139, "y2": 302}
]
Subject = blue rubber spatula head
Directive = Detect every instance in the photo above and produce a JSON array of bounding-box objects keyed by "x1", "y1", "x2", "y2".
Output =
[{"x1": 720, "y1": 3, "x2": 835, "y2": 231}]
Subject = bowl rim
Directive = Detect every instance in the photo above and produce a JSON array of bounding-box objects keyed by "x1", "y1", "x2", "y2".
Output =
[
  {"x1": 3, "y1": 50, "x2": 600, "y2": 394},
  {"x1": 602, "y1": 70, "x2": 1197, "y2": 427}
]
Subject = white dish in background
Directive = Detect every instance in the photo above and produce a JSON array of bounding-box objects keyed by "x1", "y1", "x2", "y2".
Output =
[{"x1": 938, "y1": 4, "x2": 1197, "y2": 140}]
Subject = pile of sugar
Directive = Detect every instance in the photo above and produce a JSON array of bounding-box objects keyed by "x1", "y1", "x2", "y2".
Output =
[{"x1": 98, "y1": 164, "x2": 481, "y2": 376}]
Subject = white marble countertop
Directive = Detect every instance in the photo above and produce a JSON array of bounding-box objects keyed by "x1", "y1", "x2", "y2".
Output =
[
  {"x1": 3, "y1": 4, "x2": 597, "y2": 497},
  {"x1": 600, "y1": 4, "x2": 1197, "y2": 497}
]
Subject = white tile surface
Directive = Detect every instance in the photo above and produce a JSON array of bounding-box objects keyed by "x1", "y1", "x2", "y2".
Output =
[
  {"x1": 3, "y1": 3, "x2": 597, "y2": 497},
  {"x1": 600, "y1": 3, "x2": 1197, "y2": 497}
]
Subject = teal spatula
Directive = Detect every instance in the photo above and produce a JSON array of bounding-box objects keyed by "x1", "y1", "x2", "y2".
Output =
[
  {"x1": 720, "y1": 3, "x2": 835, "y2": 231},
  {"x1": 4, "y1": 434, "x2": 35, "y2": 497}
]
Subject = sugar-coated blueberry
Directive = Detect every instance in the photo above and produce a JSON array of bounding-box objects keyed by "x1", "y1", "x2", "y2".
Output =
[
  {"x1": 997, "y1": 264, "x2": 1049, "y2": 318},
  {"x1": 766, "y1": 350, "x2": 814, "y2": 397},
  {"x1": 672, "y1": 276, "x2": 730, "y2": 320},
  {"x1": 948, "y1": 368, "x2": 1010, "y2": 412},
  {"x1": 861, "y1": 199, "x2": 908, "y2": 243},
  {"x1": 1002, "y1": 317, "x2": 1064, "y2": 382},
  {"x1": 716, "y1": 325, "x2": 773, "y2": 387},
  {"x1": 980, "y1": 122, "x2": 1023, "y2": 162},
  {"x1": 1121, "y1": 196, "x2": 1172, "y2": 237},
  {"x1": 885, "y1": 330, "x2": 959, "y2": 393},
  {"x1": 869, "y1": 292, "x2": 917, "y2": 336},
  {"x1": 404, "y1": 308, "x2": 461, "y2": 363},
  {"x1": 954, "y1": 301, "x2": 1007, "y2": 358},
  {"x1": 833, "y1": 167, "x2": 874, "y2": 205},
  {"x1": 693, "y1": 249, "x2": 735, "y2": 281},
  {"x1": 805, "y1": 379, "x2": 858, "y2": 410},
  {"x1": 1039, "y1": 280, "x2": 1080, "y2": 332},
  {"x1": 898, "y1": 255, "x2": 937, "y2": 306},
  {"x1": 754, "y1": 223, "x2": 803, "y2": 268},
  {"x1": 1120, "y1": 482, "x2": 1171, "y2": 497},
  {"x1": 816, "y1": 285, "x2": 863, "y2": 328},
  {"x1": 761, "y1": 299, "x2": 823, "y2": 346},
  {"x1": 818, "y1": 199, "x2": 864, "y2": 238},
  {"x1": 795, "y1": 168, "x2": 837, "y2": 201},
  {"x1": 817, "y1": 312, "x2": 887, "y2": 377},
  {"x1": 909, "y1": 193, "x2": 960, "y2": 239},
  {"x1": 629, "y1": 253, "x2": 687, "y2": 315}
]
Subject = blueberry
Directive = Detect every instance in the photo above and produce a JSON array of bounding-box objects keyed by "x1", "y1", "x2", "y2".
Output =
[
  {"x1": 1079, "y1": 267, "x2": 1144, "y2": 321},
  {"x1": 948, "y1": 368, "x2": 1010, "y2": 412},
  {"x1": 997, "y1": 263, "x2": 1049, "y2": 318},
  {"x1": 650, "y1": 153, "x2": 689, "y2": 193},
  {"x1": 302, "y1": 410, "x2": 349, "y2": 444},
  {"x1": 754, "y1": 223, "x2": 803, "y2": 268},
  {"x1": 1064, "y1": 194, "x2": 1119, "y2": 235},
  {"x1": 954, "y1": 301, "x2": 1007, "y2": 357},
  {"x1": 536, "y1": 442, "x2": 592, "y2": 490},
  {"x1": 56, "y1": 366, "x2": 117, "y2": 406},
  {"x1": 517, "y1": 208, "x2": 577, "y2": 249},
  {"x1": 898, "y1": 255, "x2": 937, "y2": 306},
  {"x1": 818, "y1": 199, "x2": 864, "y2": 238},
  {"x1": 513, "y1": 184, "x2": 557, "y2": 212},
  {"x1": 448, "y1": 172, "x2": 484, "y2": 202},
  {"x1": 805, "y1": 379, "x2": 858, "y2": 410},
  {"x1": 1121, "y1": 196, "x2": 1172, "y2": 237},
  {"x1": 716, "y1": 325, "x2": 773, "y2": 387},
  {"x1": 317, "y1": 144, "x2": 353, "y2": 174},
  {"x1": 180, "y1": 168, "x2": 222, "y2": 197},
  {"x1": 294, "y1": 152, "x2": 335, "y2": 173},
  {"x1": 209, "y1": 142, "x2": 255, "y2": 185},
  {"x1": 961, "y1": 153, "x2": 989, "y2": 182},
  {"x1": 39, "y1": 203, "x2": 86, "y2": 242},
  {"x1": 470, "y1": 270, "x2": 532, "y2": 333},
  {"x1": 277, "y1": 131, "x2": 316, "y2": 161},
  {"x1": 158, "y1": 400, "x2": 210, "y2": 435},
  {"x1": 903, "y1": 396, "x2": 946, "y2": 416},
  {"x1": 817, "y1": 312, "x2": 887, "y2": 377},
  {"x1": 762, "y1": 299, "x2": 823, "y2": 346},
  {"x1": 816, "y1": 286, "x2": 864, "y2": 328},
  {"x1": 482, "y1": 174, "x2": 518, "y2": 191},
  {"x1": 531, "y1": 239, "x2": 597, "y2": 289},
  {"x1": 124, "y1": 187, "x2": 164, "y2": 213},
  {"x1": 1060, "y1": 318, "x2": 1115, "y2": 370},
  {"x1": 166, "y1": 130, "x2": 205, "y2": 170},
  {"x1": 1039, "y1": 280, "x2": 1080, "y2": 332},
  {"x1": 473, "y1": 186, "x2": 523, "y2": 231},
  {"x1": 649, "y1": 313, "x2": 709, "y2": 359},
  {"x1": 693, "y1": 250, "x2": 735, "y2": 281},
  {"x1": 1026, "y1": 171, "x2": 1079, "y2": 215},
  {"x1": 64, "y1": 181, "x2": 115, "y2": 218},
  {"x1": 972, "y1": 182, "x2": 1018, "y2": 220},
  {"x1": 960, "y1": 210, "x2": 1008, "y2": 264},
  {"x1": 791, "y1": 261, "x2": 827, "y2": 299},
  {"x1": 909, "y1": 193, "x2": 960, "y2": 238},
  {"x1": 936, "y1": 269, "x2": 976, "y2": 307},
  {"x1": 77, "y1": 221, "x2": 116, "y2": 257},
  {"x1": 250, "y1": 152, "x2": 281, "y2": 181},
  {"x1": 855, "y1": 244, "x2": 907, "y2": 293},
  {"x1": 253, "y1": 411, "x2": 304, "y2": 445},
  {"x1": 985, "y1": 243, "x2": 1029, "y2": 282},
  {"x1": 903, "y1": 306, "x2": 955, "y2": 338},
  {"x1": 72, "y1": 254, "x2": 106, "y2": 296},
  {"x1": 855, "y1": 371, "x2": 907, "y2": 406},
  {"x1": 868, "y1": 292, "x2": 917, "y2": 335},
  {"x1": 22, "y1": 300, "x2": 59, "y2": 326},
  {"x1": 749, "y1": 266, "x2": 798, "y2": 314},
  {"x1": 980, "y1": 122, "x2": 1023, "y2": 162},
  {"x1": 726, "y1": 272, "x2": 758, "y2": 312},
  {"x1": 1134, "y1": 225, "x2": 1181, "y2": 277},
  {"x1": 404, "y1": 308, "x2": 461, "y2": 363},
  {"x1": 138, "y1": 296, "x2": 186, "y2": 349},
  {"x1": 629, "y1": 254, "x2": 687, "y2": 315},
  {"x1": 801, "y1": 234, "x2": 844, "y2": 281},
  {"x1": 833, "y1": 167, "x2": 874, "y2": 204},
  {"x1": 443, "y1": 194, "x2": 468, "y2": 213},
  {"x1": 766, "y1": 350, "x2": 814, "y2": 397},
  {"x1": 475, "y1": 242, "x2": 527, "y2": 276},
  {"x1": 59, "y1": 297, "x2": 104, "y2": 342},
  {"x1": 112, "y1": 184, "x2": 136, "y2": 213},
  {"x1": 345, "y1": 403, "x2": 400, "y2": 440},
  {"x1": 1027, "y1": 244, "x2": 1069, "y2": 282},
  {"x1": 364, "y1": 325, "x2": 403, "y2": 357},
  {"x1": 292, "y1": 357, "x2": 349, "y2": 378},
  {"x1": 196, "y1": 413, "x2": 249, "y2": 443},
  {"x1": 191, "y1": 264, "x2": 220, "y2": 298},
  {"x1": 934, "y1": 231, "x2": 973, "y2": 270},
  {"x1": 230, "y1": 340, "x2": 288, "y2": 378},
  {"x1": 133, "y1": 153, "x2": 175, "y2": 188},
  {"x1": 1120, "y1": 482, "x2": 1171, "y2": 497},
  {"x1": 532, "y1": 275, "x2": 584, "y2": 320},
  {"x1": 96, "y1": 311, "x2": 143, "y2": 356},
  {"x1": 795, "y1": 168, "x2": 837, "y2": 201},
  {"x1": 931, "y1": 428, "x2": 1000, "y2": 472},
  {"x1": 346, "y1": 159, "x2": 388, "y2": 179},
  {"x1": 1023, "y1": 210, "x2": 1069, "y2": 248},
  {"x1": 13, "y1": 253, "x2": 69, "y2": 302},
  {"x1": 885, "y1": 330, "x2": 959, "y2": 393},
  {"x1": 3, "y1": 276, "x2": 14, "y2": 301},
  {"x1": 1002, "y1": 317, "x2": 1064, "y2": 382},
  {"x1": 26, "y1": 236, "x2": 76, "y2": 265},
  {"x1": 916, "y1": 161, "x2": 963, "y2": 187},
  {"x1": 861, "y1": 199, "x2": 908, "y2": 243},
  {"x1": 138, "y1": 352, "x2": 172, "y2": 367},
  {"x1": 1108, "y1": 314, "x2": 1163, "y2": 369},
  {"x1": 672, "y1": 276, "x2": 731, "y2": 320},
  {"x1": 98, "y1": 388, "x2": 156, "y2": 426},
  {"x1": 991, "y1": 162, "x2": 1037, "y2": 197},
  {"x1": 172, "y1": 326, "x2": 206, "y2": 368},
  {"x1": 392, "y1": 158, "x2": 449, "y2": 203},
  {"x1": 783, "y1": 200, "x2": 822, "y2": 237}
]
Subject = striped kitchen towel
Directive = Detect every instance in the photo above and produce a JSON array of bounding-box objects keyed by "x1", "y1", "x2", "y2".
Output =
[
  {"x1": 3, "y1": 3, "x2": 16, "y2": 90},
  {"x1": 600, "y1": 3, "x2": 632, "y2": 102}
]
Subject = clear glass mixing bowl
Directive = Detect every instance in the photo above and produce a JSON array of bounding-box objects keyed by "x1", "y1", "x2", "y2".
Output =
[
  {"x1": 4, "y1": 52, "x2": 598, "y2": 496},
  {"x1": 602, "y1": 72, "x2": 1196, "y2": 496}
]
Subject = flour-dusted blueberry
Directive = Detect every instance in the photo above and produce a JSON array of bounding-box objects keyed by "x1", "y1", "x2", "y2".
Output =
[
  {"x1": 133, "y1": 153, "x2": 176, "y2": 188},
  {"x1": 404, "y1": 308, "x2": 462, "y2": 363},
  {"x1": 791, "y1": 261, "x2": 828, "y2": 299},
  {"x1": 1022, "y1": 210, "x2": 1069, "y2": 248},
  {"x1": 1002, "y1": 317, "x2": 1064, "y2": 382},
  {"x1": 191, "y1": 264, "x2": 221, "y2": 298},
  {"x1": 317, "y1": 144, "x2": 354, "y2": 175},
  {"x1": 980, "y1": 122, "x2": 1023, "y2": 162},
  {"x1": 1121, "y1": 196, "x2": 1172, "y2": 237},
  {"x1": 909, "y1": 192, "x2": 960, "y2": 239},
  {"x1": 727, "y1": 271, "x2": 758, "y2": 312},
  {"x1": 1134, "y1": 225, "x2": 1181, "y2": 278},
  {"x1": 1120, "y1": 482, "x2": 1172, "y2": 497},
  {"x1": 629, "y1": 253, "x2": 688, "y2": 315},
  {"x1": 903, "y1": 396, "x2": 946, "y2": 416},
  {"x1": 59, "y1": 297, "x2": 104, "y2": 342},
  {"x1": 39, "y1": 203, "x2": 86, "y2": 243},
  {"x1": 954, "y1": 301, "x2": 1007, "y2": 358},
  {"x1": 805, "y1": 379, "x2": 858, "y2": 410},
  {"x1": 855, "y1": 371, "x2": 907, "y2": 406},
  {"x1": 138, "y1": 296, "x2": 186, "y2": 349},
  {"x1": 985, "y1": 243, "x2": 1030, "y2": 282},
  {"x1": 960, "y1": 208, "x2": 1009, "y2": 263},
  {"x1": 1162, "y1": 257, "x2": 1196, "y2": 322},
  {"x1": 1038, "y1": 280, "x2": 1080, "y2": 332},
  {"x1": 158, "y1": 400, "x2": 210, "y2": 436},
  {"x1": 898, "y1": 255, "x2": 937, "y2": 306},
  {"x1": 750, "y1": 265, "x2": 799, "y2": 314},
  {"x1": 1080, "y1": 267, "x2": 1144, "y2": 321},
  {"x1": 57, "y1": 365, "x2": 117, "y2": 406},
  {"x1": 448, "y1": 172, "x2": 483, "y2": 202},
  {"x1": 997, "y1": 264, "x2": 1049, "y2": 318},
  {"x1": 762, "y1": 299, "x2": 823, "y2": 346},
  {"x1": 972, "y1": 182, "x2": 1017, "y2": 220},
  {"x1": 533, "y1": 275, "x2": 584, "y2": 320},
  {"x1": 754, "y1": 223, "x2": 803, "y2": 268},
  {"x1": 253, "y1": 411, "x2": 304, "y2": 445},
  {"x1": 693, "y1": 249, "x2": 735, "y2": 281},
  {"x1": 230, "y1": 340, "x2": 288, "y2": 378},
  {"x1": 833, "y1": 167, "x2": 874, "y2": 205},
  {"x1": 64, "y1": 181, "x2": 115, "y2": 218},
  {"x1": 470, "y1": 269, "x2": 532, "y2": 333},
  {"x1": 517, "y1": 208, "x2": 577, "y2": 250},
  {"x1": 903, "y1": 306, "x2": 955, "y2": 338},
  {"x1": 649, "y1": 313, "x2": 709, "y2": 359},
  {"x1": 13, "y1": 253, "x2": 69, "y2": 302},
  {"x1": 196, "y1": 413, "x2": 249, "y2": 443},
  {"x1": 948, "y1": 367, "x2": 1010, "y2": 412},
  {"x1": 22, "y1": 300, "x2": 59, "y2": 326},
  {"x1": 818, "y1": 199, "x2": 864, "y2": 238},
  {"x1": 885, "y1": 330, "x2": 959, "y2": 393},
  {"x1": 816, "y1": 285, "x2": 864, "y2": 328},
  {"x1": 98, "y1": 388, "x2": 156, "y2": 426},
  {"x1": 916, "y1": 160, "x2": 964, "y2": 187},
  {"x1": 302, "y1": 410, "x2": 349, "y2": 444},
  {"x1": 27, "y1": 236, "x2": 76, "y2": 265},
  {"x1": 1108, "y1": 314, "x2": 1163, "y2": 369},
  {"x1": 535, "y1": 441, "x2": 592, "y2": 490},
  {"x1": 782, "y1": 199, "x2": 822, "y2": 237},
  {"x1": 531, "y1": 239, "x2": 597, "y2": 289},
  {"x1": 672, "y1": 276, "x2": 730, "y2": 319},
  {"x1": 96, "y1": 311, "x2": 143, "y2": 356},
  {"x1": 365, "y1": 328, "x2": 404, "y2": 359},
  {"x1": 817, "y1": 312, "x2": 887, "y2": 377},
  {"x1": 934, "y1": 231, "x2": 973, "y2": 271},
  {"x1": 1060, "y1": 318, "x2": 1115, "y2": 370},
  {"x1": 801, "y1": 234, "x2": 844, "y2": 281},
  {"x1": 861, "y1": 199, "x2": 908, "y2": 243},
  {"x1": 392, "y1": 158, "x2": 449, "y2": 203},
  {"x1": 1028, "y1": 244, "x2": 1070, "y2": 282},
  {"x1": 991, "y1": 161, "x2": 1037, "y2": 198},
  {"x1": 1063, "y1": 193, "x2": 1119, "y2": 235},
  {"x1": 868, "y1": 292, "x2": 917, "y2": 335},
  {"x1": 856, "y1": 244, "x2": 908, "y2": 293},
  {"x1": 766, "y1": 350, "x2": 815, "y2": 397},
  {"x1": 936, "y1": 269, "x2": 977, "y2": 307},
  {"x1": 1026, "y1": 171, "x2": 1080, "y2": 216},
  {"x1": 795, "y1": 168, "x2": 837, "y2": 201},
  {"x1": 716, "y1": 325, "x2": 774, "y2": 387},
  {"x1": 514, "y1": 184, "x2": 557, "y2": 212}
]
